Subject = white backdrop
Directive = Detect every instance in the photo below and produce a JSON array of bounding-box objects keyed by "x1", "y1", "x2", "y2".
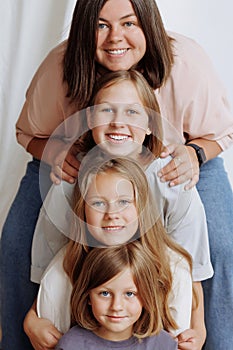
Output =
[
  {"x1": 0, "y1": 0, "x2": 76, "y2": 233},
  {"x1": 0, "y1": 0, "x2": 233, "y2": 234}
]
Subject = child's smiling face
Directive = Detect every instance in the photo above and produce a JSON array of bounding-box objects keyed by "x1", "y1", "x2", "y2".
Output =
[
  {"x1": 85, "y1": 169, "x2": 138, "y2": 246},
  {"x1": 88, "y1": 80, "x2": 151, "y2": 158},
  {"x1": 89, "y1": 266, "x2": 142, "y2": 341}
]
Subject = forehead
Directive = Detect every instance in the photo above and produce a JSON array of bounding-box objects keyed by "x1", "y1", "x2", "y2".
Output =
[
  {"x1": 94, "y1": 80, "x2": 142, "y2": 105},
  {"x1": 86, "y1": 171, "x2": 135, "y2": 198},
  {"x1": 97, "y1": 267, "x2": 136, "y2": 289},
  {"x1": 100, "y1": 0, "x2": 136, "y2": 20}
]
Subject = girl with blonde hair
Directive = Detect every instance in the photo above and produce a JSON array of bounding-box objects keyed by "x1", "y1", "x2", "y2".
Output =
[
  {"x1": 32, "y1": 157, "x2": 193, "y2": 349},
  {"x1": 56, "y1": 242, "x2": 178, "y2": 349}
]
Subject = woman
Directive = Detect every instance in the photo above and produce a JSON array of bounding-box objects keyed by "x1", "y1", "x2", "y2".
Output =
[{"x1": 1, "y1": 0, "x2": 233, "y2": 349}]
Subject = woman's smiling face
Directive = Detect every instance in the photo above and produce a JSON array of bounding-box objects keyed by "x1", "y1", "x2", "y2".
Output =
[{"x1": 96, "y1": 0, "x2": 146, "y2": 71}]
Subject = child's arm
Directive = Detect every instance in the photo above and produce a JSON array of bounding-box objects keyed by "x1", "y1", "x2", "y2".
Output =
[
  {"x1": 177, "y1": 282, "x2": 206, "y2": 350},
  {"x1": 24, "y1": 300, "x2": 62, "y2": 350}
]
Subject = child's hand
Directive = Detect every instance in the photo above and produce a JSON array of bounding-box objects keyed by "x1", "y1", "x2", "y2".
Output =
[
  {"x1": 24, "y1": 303, "x2": 62, "y2": 349},
  {"x1": 176, "y1": 328, "x2": 205, "y2": 350}
]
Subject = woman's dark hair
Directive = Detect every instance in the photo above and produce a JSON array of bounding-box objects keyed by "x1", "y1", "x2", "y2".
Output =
[{"x1": 63, "y1": 0, "x2": 173, "y2": 108}]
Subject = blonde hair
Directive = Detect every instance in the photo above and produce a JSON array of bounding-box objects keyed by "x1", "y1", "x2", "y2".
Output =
[
  {"x1": 71, "y1": 242, "x2": 165, "y2": 338},
  {"x1": 63, "y1": 155, "x2": 193, "y2": 332},
  {"x1": 78, "y1": 69, "x2": 163, "y2": 158}
]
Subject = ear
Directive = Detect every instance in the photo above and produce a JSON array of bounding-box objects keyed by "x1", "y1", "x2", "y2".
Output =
[
  {"x1": 146, "y1": 128, "x2": 152, "y2": 135},
  {"x1": 86, "y1": 107, "x2": 92, "y2": 129}
]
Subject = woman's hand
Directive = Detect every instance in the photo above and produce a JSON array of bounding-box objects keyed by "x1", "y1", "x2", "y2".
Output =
[
  {"x1": 158, "y1": 144, "x2": 200, "y2": 190},
  {"x1": 27, "y1": 137, "x2": 80, "y2": 185},
  {"x1": 24, "y1": 304, "x2": 62, "y2": 350},
  {"x1": 48, "y1": 140, "x2": 80, "y2": 185}
]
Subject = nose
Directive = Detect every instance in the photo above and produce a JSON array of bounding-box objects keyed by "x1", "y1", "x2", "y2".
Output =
[
  {"x1": 109, "y1": 110, "x2": 125, "y2": 128},
  {"x1": 104, "y1": 202, "x2": 120, "y2": 220},
  {"x1": 107, "y1": 25, "x2": 123, "y2": 43},
  {"x1": 111, "y1": 294, "x2": 124, "y2": 311}
]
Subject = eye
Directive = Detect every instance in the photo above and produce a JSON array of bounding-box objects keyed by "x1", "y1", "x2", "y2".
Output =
[
  {"x1": 102, "y1": 107, "x2": 114, "y2": 113},
  {"x1": 100, "y1": 291, "x2": 110, "y2": 297},
  {"x1": 128, "y1": 109, "x2": 137, "y2": 115},
  {"x1": 127, "y1": 108, "x2": 139, "y2": 115},
  {"x1": 118, "y1": 199, "x2": 132, "y2": 207},
  {"x1": 91, "y1": 201, "x2": 106, "y2": 208},
  {"x1": 124, "y1": 21, "x2": 135, "y2": 28},
  {"x1": 98, "y1": 22, "x2": 108, "y2": 30},
  {"x1": 125, "y1": 291, "x2": 136, "y2": 298}
]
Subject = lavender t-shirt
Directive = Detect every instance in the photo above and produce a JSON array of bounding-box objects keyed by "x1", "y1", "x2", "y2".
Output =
[{"x1": 55, "y1": 326, "x2": 177, "y2": 350}]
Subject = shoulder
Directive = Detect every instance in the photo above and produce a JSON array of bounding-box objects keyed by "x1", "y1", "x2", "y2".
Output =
[
  {"x1": 146, "y1": 156, "x2": 172, "y2": 174},
  {"x1": 26, "y1": 40, "x2": 67, "y2": 98},
  {"x1": 169, "y1": 31, "x2": 207, "y2": 56},
  {"x1": 168, "y1": 31, "x2": 213, "y2": 72},
  {"x1": 164, "y1": 31, "x2": 222, "y2": 92},
  {"x1": 57, "y1": 326, "x2": 127, "y2": 349},
  {"x1": 35, "y1": 41, "x2": 67, "y2": 76},
  {"x1": 168, "y1": 248, "x2": 190, "y2": 275},
  {"x1": 145, "y1": 157, "x2": 176, "y2": 187},
  {"x1": 43, "y1": 180, "x2": 75, "y2": 230},
  {"x1": 142, "y1": 330, "x2": 177, "y2": 349},
  {"x1": 37, "y1": 245, "x2": 72, "y2": 332},
  {"x1": 57, "y1": 326, "x2": 93, "y2": 348},
  {"x1": 145, "y1": 157, "x2": 187, "y2": 203},
  {"x1": 39, "y1": 245, "x2": 70, "y2": 291}
]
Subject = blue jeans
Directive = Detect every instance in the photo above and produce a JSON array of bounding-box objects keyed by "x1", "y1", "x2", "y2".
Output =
[
  {"x1": 197, "y1": 157, "x2": 233, "y2": 349},
  {"x1": 0, "y1": 158, "x2": 52, "y2": 350}
]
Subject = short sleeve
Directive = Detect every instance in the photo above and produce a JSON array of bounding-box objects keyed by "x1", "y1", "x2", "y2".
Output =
[
  {"x1": 157, "y1": 32, "x2": 233, "y2": 150},
  {"x1": 16, "y1": 41, "x2": 77, "y2": 149},
  {"x1": 31, "y1": 180, "x2": 74, "y2": 283},
  {"x1": 37, "y1": 246, "x2": 72, "y2": 334},
  {"x1": 146, "y1": 157, "x2": 214, "y2": 282}
]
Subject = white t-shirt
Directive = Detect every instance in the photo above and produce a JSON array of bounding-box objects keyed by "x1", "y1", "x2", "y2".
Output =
[
  {"x1": 37, "y1": 245, "x2": 192, "y2": 337},
  {"x1": 31, "y1": 157, "x2": 213, "y2": 283}
]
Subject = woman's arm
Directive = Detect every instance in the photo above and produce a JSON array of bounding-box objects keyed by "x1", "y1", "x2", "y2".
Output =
[
  {"x1": 157, "y1": 34, "x2": 233, "y2": 190},
  {"x1": 27, "y1": 137, "x2": 80, "y2": 184},
  {"x1": 24, "y1": 300, "x2": 62, "y2": 350},
  {"x1": 15, "y1": 42, "x2": 80, "y2": 184}
]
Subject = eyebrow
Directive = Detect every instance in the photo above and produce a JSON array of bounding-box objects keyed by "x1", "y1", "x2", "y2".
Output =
[
  {"x1": 99, "y1": 13, "x2": 137, "y2": 22},
  {"x1": 96, "y1": 101, "x2": 143, "y2": 107}
]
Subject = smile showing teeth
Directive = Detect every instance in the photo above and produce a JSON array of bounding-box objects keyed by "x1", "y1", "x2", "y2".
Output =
[
  {"x1": 108, "y1": 134, "x2": 128, "y2": 141},
  {"x1": 102, "y1": 226, "x2": 124, "y2": 231},
  {"x1": 107, "y1": 49, "x2": 128, "y2": 55}
]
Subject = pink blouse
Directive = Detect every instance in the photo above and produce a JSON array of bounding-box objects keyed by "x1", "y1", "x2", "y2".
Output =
[{"x1": 16, "y1": 32, "x2": 233, "y2": 151}]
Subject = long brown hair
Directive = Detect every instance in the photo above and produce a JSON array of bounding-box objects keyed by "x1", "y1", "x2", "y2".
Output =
[
  {"x1": 63, "y1": 0, "x2": 174, "y2": 107},
  {"x1": 63, "y1": 156, "x2": 193, "y2": 332}
]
